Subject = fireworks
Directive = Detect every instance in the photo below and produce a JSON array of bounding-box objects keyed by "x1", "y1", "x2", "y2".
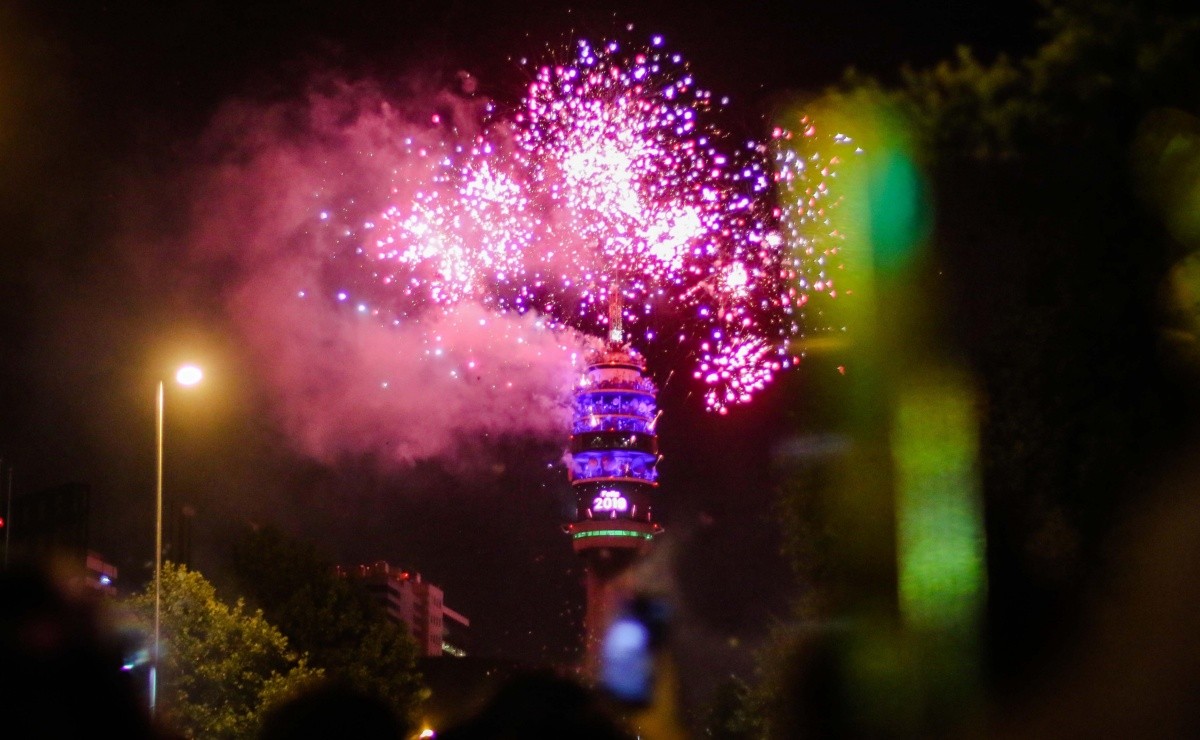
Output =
[
  {"x1": 326, "y1": 33, "x2": 840, "y2": 414},
  {"x1": 771, "y1": 118, "x2": 856, "y2": 341}
]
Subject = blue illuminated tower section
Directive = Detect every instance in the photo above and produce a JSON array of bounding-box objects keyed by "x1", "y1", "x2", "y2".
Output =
[{"x1": 564, "y1": 301, "x2": 663, "y2": 666}]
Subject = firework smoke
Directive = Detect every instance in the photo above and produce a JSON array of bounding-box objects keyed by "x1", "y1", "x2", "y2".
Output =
[
  {"x1": 182, "y1": 79, "x2": 586, "y2": 466},
  {"x1": 162, "y1": 33, "x2": 842, "y2": 468}
]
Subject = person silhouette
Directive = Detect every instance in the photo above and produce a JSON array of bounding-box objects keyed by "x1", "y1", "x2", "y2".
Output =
[
  {"x1": 258, "y1": 681, "x2": 409, "y2": 740},
  {"x1": 436, "y1": 669, "x2": 631, "y2": 740},
  {"x1": 0, "y1": 558, "x2": 167, "y2": 739}
]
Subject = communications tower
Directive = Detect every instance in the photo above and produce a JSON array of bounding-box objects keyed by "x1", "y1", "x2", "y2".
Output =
[{"x1": 563, "y1": 298, "x2": 663, "y2": 669}]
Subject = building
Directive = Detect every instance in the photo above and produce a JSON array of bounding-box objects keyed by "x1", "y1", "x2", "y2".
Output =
[
  {"x1": 84, "y1": 550, "x2": 119, "y2": 594},
  {"x1": 338, "y1": 561, "x2": 470, "y2": 657},
  {"x1": 562, "y1": 305, "x2": 664, "y2": 672},
  {"x1": 8, "y1": 481, "x2": 91, "y2": 566},
  {"x1": 6, "y1": 481, "x2": 119, "y2": 593}
]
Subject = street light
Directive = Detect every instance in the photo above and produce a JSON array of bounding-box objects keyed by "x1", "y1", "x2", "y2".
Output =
[{"x1": 151, "y1": 364, "x2": 203, "y2": 717}]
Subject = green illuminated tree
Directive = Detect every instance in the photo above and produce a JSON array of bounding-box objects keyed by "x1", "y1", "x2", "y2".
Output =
[{"x1": 123, "y1": 562, "x2": 323, "y2": 739}]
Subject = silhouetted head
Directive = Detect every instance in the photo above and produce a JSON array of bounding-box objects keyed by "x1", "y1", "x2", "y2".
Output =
[
  {"x1": 258, "y1": 681, "x2": 408, "y2": 740},
  {"x1": 0, "y1": 559, "x2": 162, "y2": 738},
  {"x1": 437, "y1": 669, "x2": 631, "y2": 740}
]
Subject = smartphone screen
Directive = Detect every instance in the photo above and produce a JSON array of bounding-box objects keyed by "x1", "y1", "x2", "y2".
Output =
[
  {"x1": 601, "y1": 613, "x2": 654, "y2": 704},
  {"x1": 600, "y1": 596, "x2": 669, "y2": 705}
]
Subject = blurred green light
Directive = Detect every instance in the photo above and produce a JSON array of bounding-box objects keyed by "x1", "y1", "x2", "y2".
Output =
[
  {"x1": 867, "y1": 148, "x2": 929, "y2": 273},
  {"x1": 892, "y1": 375, "x2": 985, "y2": 630}
]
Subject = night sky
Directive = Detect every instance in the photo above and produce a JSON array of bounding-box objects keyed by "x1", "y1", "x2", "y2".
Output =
[{"x1": 0, "y1": 0, "x2": 1039, "y2": 701}]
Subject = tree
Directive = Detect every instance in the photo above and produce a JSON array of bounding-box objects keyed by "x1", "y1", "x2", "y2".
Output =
[
  {"x1": 761, "y1": 1, "x2": 1200, "y2": 733},
  {"x1": 228, "y1": 525, "x2": 426, "y2": 728},
  {"x1": 875, "y1": 0, "x2": 1200, "y2": 690},
  {"x1": 700, "y1": 675, "x2": 764, "y2": 740},
  {"x1": 122, "y1": 562, "x2": 323, "y2": 739}
]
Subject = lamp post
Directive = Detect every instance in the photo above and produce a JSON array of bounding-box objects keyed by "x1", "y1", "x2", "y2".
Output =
[{"x1": 151, "y1": 364, "x2": 203, "y2": 717}]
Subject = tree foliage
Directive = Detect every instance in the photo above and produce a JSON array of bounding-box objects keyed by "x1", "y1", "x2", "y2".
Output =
[
  {"x1": 849, "y1": 0, "x2": 1200, "y2": 158},
  {"x1": 762, "y1": 2, "x2": 1200, "y2": 729},
  {"x1": 700, "y1": 674, "x2": 765, "y2": 740},
  {"x1": 122, "y1": 562, "x2": 323, "y2": 739},
  {"x1": 229, "y1": 525, "x2": 426, "y2": 727},
  {"x1": 882, "y1": 0, "x2": 1200, "y2": 668}
]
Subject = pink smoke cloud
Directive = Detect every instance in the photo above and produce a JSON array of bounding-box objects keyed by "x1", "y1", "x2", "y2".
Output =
[{"x1": 178, "y1": 77, "x2": 587, "y2": 466}]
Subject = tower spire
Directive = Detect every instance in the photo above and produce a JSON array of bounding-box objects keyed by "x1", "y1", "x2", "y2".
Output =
[{"x1": 608, "y1": 287, "x2": 624, "y2": 345}]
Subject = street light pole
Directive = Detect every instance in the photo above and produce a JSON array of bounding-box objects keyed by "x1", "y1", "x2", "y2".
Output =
[
  {"x1": 151, "y1": 380, "x2": 164, "y2": 716},
  {"x1": 149, "y1": 364, "x2": 202, "y2": 718},
  {"x1": 150, "y1": 364, "x2": 204, "y2": 714},
  {"x1": 2, "y1": 459, "x2": 11, "y2": 571}
]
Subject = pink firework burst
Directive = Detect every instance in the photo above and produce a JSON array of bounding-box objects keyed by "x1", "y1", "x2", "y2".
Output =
[
  {"x1": 353, "y1": 33, "x2": 801, "y2": 413},
  {"x1": 772, "y1": 117, "x2": 859, "y2": 351}
]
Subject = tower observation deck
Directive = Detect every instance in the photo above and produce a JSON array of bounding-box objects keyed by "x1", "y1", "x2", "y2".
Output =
[{"x1": 563, "y1": 301, "x2": 664, "y2": 667}]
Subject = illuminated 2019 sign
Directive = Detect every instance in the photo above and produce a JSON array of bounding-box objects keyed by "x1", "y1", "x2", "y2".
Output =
[{"x1": 593, "y1": 489, "x2": 629, "y2": 513}]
